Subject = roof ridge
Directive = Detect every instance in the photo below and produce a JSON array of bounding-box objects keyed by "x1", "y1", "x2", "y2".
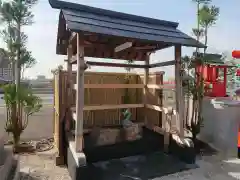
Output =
[{"x1": 48, "y1": 0, "x2": 179, "y2": 28}]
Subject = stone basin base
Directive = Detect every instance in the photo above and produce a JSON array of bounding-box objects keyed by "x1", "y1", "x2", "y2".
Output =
[{"x1": 66, "y1": 127, "x2": 196, "y2": 180}]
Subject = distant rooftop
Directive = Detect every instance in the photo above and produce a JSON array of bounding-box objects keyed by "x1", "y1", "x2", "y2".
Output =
[
  {"x1": 0, "y1": 48, "x2": 11, "y2": 68},
  {"x1": 200, "y1": 53, "x2": 224, "y2": 64}
]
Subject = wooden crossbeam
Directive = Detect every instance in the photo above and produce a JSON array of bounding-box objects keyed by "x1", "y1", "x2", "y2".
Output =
[
  {"x1": 69, "y1": 56, "x2": 148, "y2": 67},
  {"x1": 71, "y1": 104, "x2": 144, "y2": 112},
  {"x1": 69, "y1": 56, "x2": 175, "y2": 69},
  {"x1": 134, "y1": 45, "x2": 156, "y2": 50},
  {"x1": 74, "y1": 84, "x2": 144, "y2": 89},
  {"x1": 69, "y1": 32, "x2": 77, "y2": 43},
  {"x1": 146, "y1": 104, "x2": 163, "y2": 112},
  {"x1": 86, "y1": 61, "x2": 148, "y2": 68},
  {"x1": 149, "y1": 60, "x2": 175, "y2": 68},
  {"x1": 145, "y1": 124, "x2": 165, "y2": 134},
  {"x1": 115, "y1": 42, "x2": 133, "y2": 52},
  {"x1": 73, "y1": 83, "x2": 175, "y2": 89},
  {"x1": 71, "y1": 103, "x2": 176, "y2": 113},
  {"x1": 147, "y1": 84, "x2": 175, "y2": 89},
  {"x1": 146, "y1": 104, "x2": 176, "y2": 115}
]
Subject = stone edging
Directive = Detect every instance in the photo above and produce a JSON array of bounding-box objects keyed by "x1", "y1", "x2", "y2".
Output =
[{"x1": 0, "y1": 150, "x2": 13, "y2": 180}]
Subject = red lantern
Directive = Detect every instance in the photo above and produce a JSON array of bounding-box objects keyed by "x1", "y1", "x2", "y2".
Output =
[{"x1": 232, "y1": 50, "x2": 240, "y2": 59}]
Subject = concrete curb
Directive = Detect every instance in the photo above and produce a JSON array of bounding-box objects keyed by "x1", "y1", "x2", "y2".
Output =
[
  {"x1": 0, "y1": 137, "x2": 4, "y2": 165},
  {"x1": 13, "y1": 157, "x2": 20, "y2": 180},
  {"x1": 0, "y1": 150, "x2": 13, "y2": 180}
]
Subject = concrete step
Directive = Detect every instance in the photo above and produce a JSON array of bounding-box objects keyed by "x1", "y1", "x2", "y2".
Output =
[{"x1": 0, "y1": 150, "x2": 20, "y2": 180}]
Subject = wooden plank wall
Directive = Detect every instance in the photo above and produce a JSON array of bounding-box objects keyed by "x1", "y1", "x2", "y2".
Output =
[
  {"x1": 56, "y1": 71, "x2": 164, "y2": 129},
  {"x1": 137, "y1": 73, "x2": 163, "y2": 127},
  {"x1": 53, "y1": 73, "x2": 59, "y2": 151},
  {"x1": 53, "y1": 70, "x2": 70, "y2": 164},
  {"x1": 53, "y1": 71, "x2": 63, "y2": 163}
]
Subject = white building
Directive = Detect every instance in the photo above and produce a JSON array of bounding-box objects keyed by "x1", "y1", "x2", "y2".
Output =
[{"x1": 0, "y1": 50, "x2": 13, "y2": 83}]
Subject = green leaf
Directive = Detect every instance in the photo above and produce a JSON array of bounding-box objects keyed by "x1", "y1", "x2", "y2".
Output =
[{"x1": 199, "y1": 5, "x2": 220, "y2": 28}]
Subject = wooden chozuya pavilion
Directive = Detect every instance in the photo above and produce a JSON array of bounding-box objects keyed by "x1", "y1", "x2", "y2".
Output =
[{"x1": 49, "y1": 0, "x2": 204, "y2": 179}]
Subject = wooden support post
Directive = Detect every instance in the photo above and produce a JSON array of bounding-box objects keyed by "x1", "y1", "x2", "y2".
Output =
[
  {"x1": 54, "y1": 72, "x2": 65, "y2": 165},
  {"x1": 66, "y1": 45, "x2": 73, "y2": 131},
  {"x1": 154, "y1": 72, "x2": 164, "y2": 106},
  {"x1": 154, "y1": 72, "x2": 168, "y2": 152},
  {"x1": 75, "y1": 33, "x2": 84, "y2": 152},
  {"x1": 175, "y1": 45, "x2": 184, "y2": 137},
  {"x1": 144, "y1": 55, "x2": 150, "y2": 123},
  {"x1": 163, "y1": 107, "x2": 172, "y2": 152}
]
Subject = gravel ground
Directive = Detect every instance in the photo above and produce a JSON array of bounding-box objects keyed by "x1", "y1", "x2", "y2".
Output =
[
  {"x1": 19, "y1": 149, "x2": 71, "y2": 180},
  {"x1": 18, "y1": 149, "x2": 240, "y2": 180}
]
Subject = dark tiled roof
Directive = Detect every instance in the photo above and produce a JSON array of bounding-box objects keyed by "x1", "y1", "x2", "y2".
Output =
[
  {"x1": 203, "y1": 53, "x2": 224, "y2": 64},
  {"x1": 49, "y1": 0, "x2": 205, "y2": 54},
  {"x1": 193, "y1": 53, "x2": 224, "y2": 64}
]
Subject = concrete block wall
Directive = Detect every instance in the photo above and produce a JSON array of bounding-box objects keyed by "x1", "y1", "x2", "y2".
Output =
[
  {"x1": 200, "y1": 97, "x2": 240, "y2": 156},
  {"x1": 0, "y1": 136, "x2": 20, "y2": 180}
]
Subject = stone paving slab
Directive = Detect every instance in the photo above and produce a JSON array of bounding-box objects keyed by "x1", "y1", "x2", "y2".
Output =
[{"x1": 19, "y1": 149, "x2": 240, "y2": 180}]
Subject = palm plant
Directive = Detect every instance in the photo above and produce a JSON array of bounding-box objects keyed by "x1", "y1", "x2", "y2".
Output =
[
  {"x1": 192, "y1": 0, "x2": 211, "y2": 50},
  {"x1": 3, "y1": 84, "x2": 42, "y2": 151},
  {"x1": 199, "y1": 5, "x2": 220, "y2": 54},
  {"x1": 196, "y1": 4, "x2": 219, "y2": 134},
  {"x1": 0, "y1": 0, "x2": 38, "y2": 88},
  {"x1": 1, "y1": 26, "x2": 35, "y2": 79},
  {"x1": 0, "y1": 0, "x2": 39, "y2": 151},
  {"x1": 19, "y1": 47, "x2": 36, "y2": 78},
  {"x1": 184, "y1": 0, "x2": 220, "y2": 142}
]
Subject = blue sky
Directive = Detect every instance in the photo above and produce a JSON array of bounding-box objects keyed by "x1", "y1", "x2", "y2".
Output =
[{"x1": 3, "y1": 0, "x2": 240, "y2": 79}]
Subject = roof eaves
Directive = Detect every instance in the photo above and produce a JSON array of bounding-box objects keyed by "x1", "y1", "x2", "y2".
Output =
[
  {"x1": 205, "y1": 62, "x2": 236, "y2": 67},
  {"x1": 68, "y1": 22, "x2": 205, "y2": 48},
  {"x1": 49, "y1": 0, "x2": 179, "y2": 28},
  {"x1": 178, "y1": 32, "x2": 205, "y2": 48}
]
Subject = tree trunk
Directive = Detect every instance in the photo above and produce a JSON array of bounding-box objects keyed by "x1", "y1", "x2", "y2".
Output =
[
  {"x1": 15, "y1": 22, "x2": 21, "y2": 93},
  {"x1": 16, "y1": 21, "x2": 22, "y2": 131},
  {"x1": 12, "y1": 130, "x2": 21, "y2": 153},
  {"x1": 197, "y1": 2, "x2": 200, "y2": 33},
  {"x1": 21, "y1": 67, "x2": 25, "y2": 79},
  {"x1": 11, "y1": 61, "x2": 15, "y2": 83},
  {"x1": 204, "y1": 27, "x2": 208, "y2": 54},
  {"x1": 195, "y1": 2, "x2": 200, "y2": 53},
  {"x1": 191, "y1": 98, "x2": 196, "y2": 127}
]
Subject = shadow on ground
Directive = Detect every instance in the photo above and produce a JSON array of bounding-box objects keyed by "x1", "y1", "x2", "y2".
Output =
[
  {"x1": 85, "y1": 152, "x2": 198, "y2": 180},
  {"x1": 195, "y1": 139, "x2": 218, "y2": 156}
]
